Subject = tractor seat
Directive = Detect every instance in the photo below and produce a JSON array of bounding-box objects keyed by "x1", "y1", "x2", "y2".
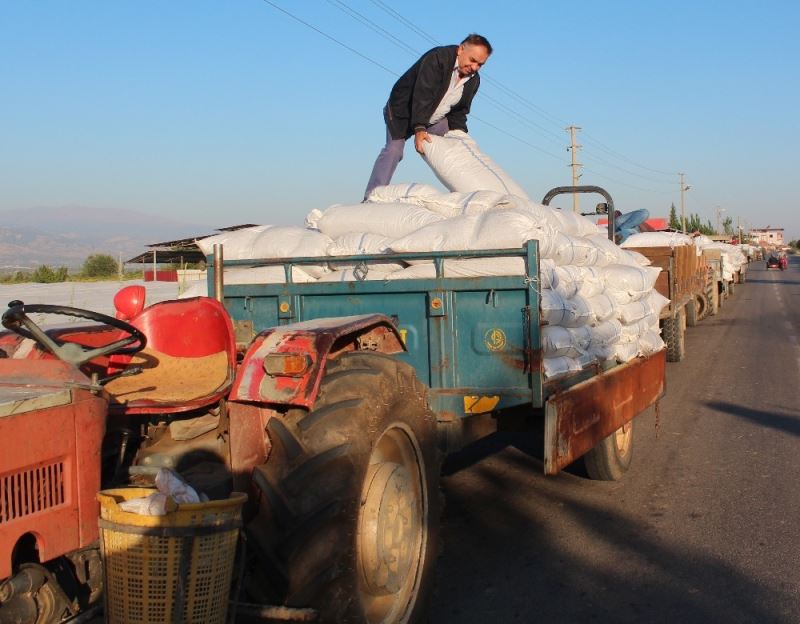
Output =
[{"x1": 105, "y1": 290, "x2": 236, "y2": 412}]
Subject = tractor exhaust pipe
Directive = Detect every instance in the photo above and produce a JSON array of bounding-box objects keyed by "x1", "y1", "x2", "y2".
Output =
[{"x1": 213, "y1": 243, "x2": 224, "y2": 303}]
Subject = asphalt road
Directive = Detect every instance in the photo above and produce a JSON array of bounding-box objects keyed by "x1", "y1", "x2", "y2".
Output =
[{"x1": 431, "y1": 256, "x2": 800, "y2": 624}]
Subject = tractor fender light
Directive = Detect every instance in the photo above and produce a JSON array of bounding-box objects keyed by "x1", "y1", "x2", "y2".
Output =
[{"x1": 263, "y1": 353, "x2": 312, "y2": 377}]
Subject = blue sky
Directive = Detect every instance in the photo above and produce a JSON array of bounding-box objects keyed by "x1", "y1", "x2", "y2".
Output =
[{"x1": 2, "y1": 1, "x2": 798, "y2": 239}]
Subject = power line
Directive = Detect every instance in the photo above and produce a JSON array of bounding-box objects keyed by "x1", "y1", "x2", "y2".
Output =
[
  {"x1": 580, "y1": 131, "x2": 677, "y2": 176},
  {"x1": 581, "y1": 151, "x2": 677, "y2": 186},
  {"x1": 581, "y1": 166, "x2": 675, "y2": 194},
  {"x1": 366, "y1": 0, "x2": 439, "y2": 46},
  {"x1": 470, "y1": 115, "x2": 568, "y2": 161},
  {"x1": 325, "y1": 0, "x2": 419, "y2": 57},
  {"x1": 259, "y1": 0, "x2": 398, "y2": 76}
]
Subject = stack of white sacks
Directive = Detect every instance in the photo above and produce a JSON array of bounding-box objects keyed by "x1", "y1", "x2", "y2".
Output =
[
  {"x1": 188, "y1": 131, "x2": 669, "y2": 378},
  {"x1": 693, "y1": 236, "x2": 748, "y2": 281},
  {"x1": 621, "y1": 231, "x2": 748, "y2": 282}
]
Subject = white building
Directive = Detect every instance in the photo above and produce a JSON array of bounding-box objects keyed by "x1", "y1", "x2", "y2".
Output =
[{"x1": 751, "y1": 227, "x2": 784, "y2": 246}]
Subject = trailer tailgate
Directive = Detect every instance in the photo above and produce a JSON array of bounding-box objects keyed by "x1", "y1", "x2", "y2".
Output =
[{"x1": 544, "y1": 349, "x2": 666, "y2": 474}]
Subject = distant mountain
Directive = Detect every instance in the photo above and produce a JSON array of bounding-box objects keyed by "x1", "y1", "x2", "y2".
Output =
[{"x1": 0, "y1": 206, "x2": 215, "y2": 270}]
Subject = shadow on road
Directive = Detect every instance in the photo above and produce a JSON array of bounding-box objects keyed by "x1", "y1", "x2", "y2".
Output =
[
  {"x1": 433, "y1": 432, "x2": 795, "y2": 624},
  {"x1": 704, "y1": 400, "x2": 800, "y2": 437}
]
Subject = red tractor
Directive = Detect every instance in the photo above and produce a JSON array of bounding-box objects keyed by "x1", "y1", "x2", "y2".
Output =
[{"x1": 1, "y1": 287, "x2": 423, "y2": 623}]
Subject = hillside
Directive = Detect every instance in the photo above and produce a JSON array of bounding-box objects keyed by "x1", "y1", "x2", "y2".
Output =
[{"x1": 0, "y1": 206, "x2": 213, "y2": 269}]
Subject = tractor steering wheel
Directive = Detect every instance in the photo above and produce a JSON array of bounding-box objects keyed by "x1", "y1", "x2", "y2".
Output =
[{"x1": 2, "y1": 300, "x2": 147, "y2": 366}]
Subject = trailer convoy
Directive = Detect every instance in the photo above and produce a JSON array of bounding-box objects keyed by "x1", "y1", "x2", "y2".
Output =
[{"x1": 0, "y1": 187, "x2": 693, "y2": 623}]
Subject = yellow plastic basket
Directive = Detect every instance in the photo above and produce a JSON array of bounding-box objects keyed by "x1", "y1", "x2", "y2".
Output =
[{"x1": 97, "y1": 487, "x2": 247, "y2": 624}]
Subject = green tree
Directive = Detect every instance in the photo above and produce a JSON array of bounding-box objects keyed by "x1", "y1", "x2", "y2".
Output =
[
  {"x1": 82, "y1": 254, "x2": 118, "y2": 277},
  {"x1": 668, "y1": 203, "x2": 681, "y2": 230},
  {"x1": 685, "y1": 214, "x2": 715, "y2": 236},
  {"x1": 722, "y1": 216, "x2": 734, "y2": 235},
  {"x1": 698, "y1": 220, "x2": 715, "y2": 236},
  {"x1": 32, "y1": 265, "x2": 68, "y2": 283}
]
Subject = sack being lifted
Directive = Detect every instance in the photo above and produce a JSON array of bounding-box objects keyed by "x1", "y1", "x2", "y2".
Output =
[{"x1": 422, "y1": 130, "x2": 530, "y2": 199}]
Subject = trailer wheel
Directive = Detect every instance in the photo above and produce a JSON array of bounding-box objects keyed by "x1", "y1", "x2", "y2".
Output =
[
  {"x1": 685, "y1": 299, "x2": 699, "y2": 327},
  {"x1": 708, "y1": 286, "x2": 719, "y2": 316},
  {"x1": 662, "y1": 308, "x2": 686, "y2": 362},
  {"x1": 695, "y1": 294, "x2": 709, "y2": 321},
  {"x1": 247, "y1": 351, "x2": 440, "y2": 624},
  {"x1": 583, "y1": 421, "x2": 634, "y2": 481}
]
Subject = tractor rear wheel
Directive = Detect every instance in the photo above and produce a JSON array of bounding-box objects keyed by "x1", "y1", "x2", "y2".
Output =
[
  {"x1": 583, "y1": 421, "x2": 634, "y2": 481},
  {"x1": 247, "y1": 351, "x2": 440, "y2": 624}
]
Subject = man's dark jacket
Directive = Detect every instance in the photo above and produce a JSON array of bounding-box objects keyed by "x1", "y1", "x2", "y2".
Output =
[{"x1": 385, "y1": 45, "x2": 480, "y2": 140}]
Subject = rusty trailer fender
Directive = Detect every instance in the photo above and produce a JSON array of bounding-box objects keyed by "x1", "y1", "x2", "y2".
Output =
[
  {"x1": 543, "y1": 349, "x2": 666, "y2": 475},
  {"x1": 229, "y1": 314, "x2": 405, "y2": 408}
]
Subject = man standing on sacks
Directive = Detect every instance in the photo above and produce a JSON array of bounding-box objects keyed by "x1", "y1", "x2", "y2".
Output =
[{"x1": 364, "y1": 33, "x2": 492, "y2": 200}]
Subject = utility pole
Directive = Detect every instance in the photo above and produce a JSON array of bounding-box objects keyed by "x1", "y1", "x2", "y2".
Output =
[
  {"x1": 737, "y1": 216, "x2": 742, "y2": 244},
  {"x1": 566, "y1": 126, "x2": 582, "y2": 213},
  {"x1": 679, "y1": 173, "x2": 691, "y2": 233}
]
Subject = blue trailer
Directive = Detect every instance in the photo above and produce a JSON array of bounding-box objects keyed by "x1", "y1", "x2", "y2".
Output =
[{"x1": 208, "y1": 234, "x2": 665, "y2": 622}]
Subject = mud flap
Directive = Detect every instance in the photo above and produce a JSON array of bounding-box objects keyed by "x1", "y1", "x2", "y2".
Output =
[{"x1": 543, "y1": 350, "x2": 666, "y2": 475}]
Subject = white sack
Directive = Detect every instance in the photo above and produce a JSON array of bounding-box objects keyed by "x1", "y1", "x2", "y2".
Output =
[
  {"x1": 618, "y1": 291, "x2": 670, "y2": 324},
  {"x1": 608, "y1": 288, "x2": 653, "y2": 306},
  {"x1": 419, "y1": 190, "x2": 516, "y2": 218},
  {"x1": 541, "y1": 290, "x2": 571, "y2": 326},
  {"x1": 539, "y1": 258, "x2": 557, "y2": 289},
  {"x1": 552, "y1": 265, "x2": 604, "y2": 299},
  {"x1": 422, "y1": 130, "x2": 530, "y2": 198},
  {"x1": 567, "y1": 325, "x2": 593, "y2": 352},
  {"x1": 623, "y1": 249, "x2": 652, "y2": 266},
  {"x1": 546, "y1": 233, "x2": 600, "y2": 266},
  {"x1": 584, "y1": 293, "x2": 619, "y2": 324},
  {"x1": 542, "y1": 326, "x2": 585, "y2": 358},
  {"x1": 543, "y1": 356, "x2": 582, "y2": 379},
  {"x1": 307, "y1": 203, "x2": 443, "y2": 239},
  {"x1": 196, "y1": 225, "x2": 271, "y2": 257},
  {"x1": 390, "y1": 209, "x2": 551, "y2": 254},
  {"x1": 510, "y1": 199, "x2": 602, "y2": 238},
  {"x1": 327, "y1": 232, "x2": 392, "y2": 256},
  {"x1": 621, "y1": 231, "x2": 694, "y2": 248},
  {"x1": 620, "y1": 314, "x2": 659, "y2": 343},
  {"x1": 366, "y1": 182, "x2": 441, "y2": 204},
  {"x1": 602, "y1": 265, "x2": 661, "y2": 293},
  {"x1": 249, "y1": 226, "x2": 331, "y2": 262},
  {"x1": 315, "y1": 266, "x2": 400, "y2": 282},
  {"x1": 197, "y1": 226, "x2": 331, "y2": 262},
  {"x1": 549, "y1": 208, "x2": 607, "y2": 238},
  {"x1": 639, "y1": 330, "x2": 666, "y2": 355},
  {"x1": 562, "y1": 295, "x2": 594, "y2": 327},
  {"x1": 589, "y1": 320, "x2": 624, "y2": 348},
  {"x1": 389, "y1": 214, "x2": 475, "y2": 253},
  {"x1": 386, "y1": 257, "x2": 527, "y2": 280},
  {"x1": 590, "y1": 234, "x2": 631, "y2": 266},
  {"x1": 613, "y1": 342, "x2": 640, "y2": 363}
]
